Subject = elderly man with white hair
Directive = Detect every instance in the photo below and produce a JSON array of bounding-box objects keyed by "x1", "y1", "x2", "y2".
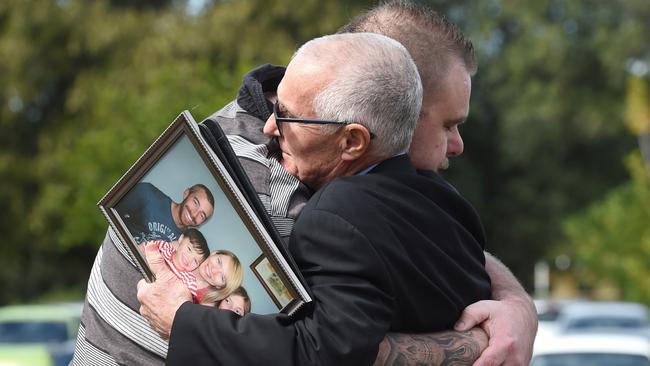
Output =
[{"x1": 138, "y1": 32, "x2": 491, "y2": 366}]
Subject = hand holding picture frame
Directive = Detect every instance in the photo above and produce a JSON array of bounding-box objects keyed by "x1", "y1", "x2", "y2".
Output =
[{"x1": 98, "y1": 111, "x2": 311, "y2": 315}]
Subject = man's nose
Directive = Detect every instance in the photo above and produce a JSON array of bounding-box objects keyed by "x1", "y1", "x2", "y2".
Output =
[
  {"x1": 263, "y1": 115, "x2": 280, "y2": 137},
  {"x1": 447, "y1": 129, "x2": 464, "y2": 157},
  {"x1": 188, "y1": 206, "x2": 198, "y2": 221}
]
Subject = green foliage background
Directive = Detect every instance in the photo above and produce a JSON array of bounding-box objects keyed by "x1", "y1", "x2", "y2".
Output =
[{"x1": 0, "y1": 0, "x2": 648, "y2": 305}]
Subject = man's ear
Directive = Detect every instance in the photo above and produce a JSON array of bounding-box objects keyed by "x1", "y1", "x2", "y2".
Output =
[
  {"x1": 341, "y1": 123, "x2": 371, "y2": 161},
  {"x1": 182, "y1": 188, "x2": 190, "y2": 200}
]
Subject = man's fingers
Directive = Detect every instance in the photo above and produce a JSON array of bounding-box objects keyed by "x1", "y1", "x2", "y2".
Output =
[
  {"x1": 454, "y1": 300, "x2": 495, "y2": 331},
  {"x1": 137, "y1": 278, "x2": 146, "y2": 291},
  {"x1": 161, "y1": 331, "x2": 170, "y2": 341},
  {"x1": 136, "y1": 279, "x2": 148, "y2": 303},
  {"x1": 157, "y1": 267, "x2": 176, "y2": 281},
  {"x1": 139, "y1": 304, "x2": 168, "y2": 339}
]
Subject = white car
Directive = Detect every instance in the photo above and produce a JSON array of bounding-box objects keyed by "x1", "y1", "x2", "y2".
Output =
[
  {"x1": 555, "y1": 301, "x2": 650, "y2": 337},
  {"x1": 531, "y1": 333, "x2": 650, "y2": 366},
  {"x1": 0, "y1": 302, "x2": 82, "y2": 366},
  {"x1": 534, "y1": 298, "x2": 584, "y2": 343},
  {"x1": 534, "y1": 298, "x2": 583, "y2": 322}
]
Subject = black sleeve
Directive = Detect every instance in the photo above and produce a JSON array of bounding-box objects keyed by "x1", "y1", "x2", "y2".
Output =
[{"x1": 166, "y1": 208, "x2": 394, "y2": 366}]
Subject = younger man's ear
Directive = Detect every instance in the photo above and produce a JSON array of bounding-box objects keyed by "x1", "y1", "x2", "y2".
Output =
[{"x1": 341, "y1": 123, "x2": 371, "y2": 161}]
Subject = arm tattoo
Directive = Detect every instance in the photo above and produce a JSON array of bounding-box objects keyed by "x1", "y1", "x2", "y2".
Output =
[{"x1": 374, "y1": 328, "x2": 487, "y2": 366}]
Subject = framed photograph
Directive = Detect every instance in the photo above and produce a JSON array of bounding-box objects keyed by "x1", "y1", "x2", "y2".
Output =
[{"x1": 98, "y1": 111, "x2": 310, "y2": 315}]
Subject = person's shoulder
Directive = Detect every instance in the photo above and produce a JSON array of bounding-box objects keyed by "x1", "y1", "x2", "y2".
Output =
[
  {"x1": 304, "y1": 156, "x2": 421, "y2": 212},
  {"x1": 201, "y1": 64, "x2": 285, "y2": 145},
  {"x1": 306, "y1": 174, "x2": 388, "y2": 214},
  {"x1": 314, "y1": 175, "x2": 366, "y2": 197},
  {"x1": 416, "y1": 169, "x2": 461, "y2": 194},
  {"x1": 136, "y1": 182, "x2": 169, "y2": 199},
  {"x1": 133, "y1": 181, "x2": 159, "y2": 193},
  {"x1": 325, "y1": 166, "x2": 420, "y2": 194}
]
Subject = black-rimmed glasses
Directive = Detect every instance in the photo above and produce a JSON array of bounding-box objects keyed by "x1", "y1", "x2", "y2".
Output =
[{"x1": 273, "y1": 102, "x2": 350, "y2": 137}]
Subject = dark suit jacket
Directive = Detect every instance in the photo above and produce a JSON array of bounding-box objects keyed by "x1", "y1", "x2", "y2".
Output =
[{"x1": 166, "y1": 154, "x2": 491, "y2": 366}]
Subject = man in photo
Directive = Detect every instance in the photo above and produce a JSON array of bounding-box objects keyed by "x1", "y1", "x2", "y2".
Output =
[
  {"x1": 139, "y1": 227, "x2": 211, "y2": 297},
  {"x1": 115, "y1": 182, "x2": 215, "y2": 243}
]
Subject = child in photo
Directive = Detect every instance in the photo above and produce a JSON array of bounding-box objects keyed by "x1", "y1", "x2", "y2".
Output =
[
  {"x1": 200, "y1": 286, "x2": 251, "y2": 316},
  {"x1": 140, "y1": 227, "x2": 210, "y2": 300}
]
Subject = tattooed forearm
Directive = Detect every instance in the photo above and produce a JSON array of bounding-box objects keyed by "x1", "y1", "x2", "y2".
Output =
[{"x1": 373, "y1": 327, "x2": 488, "y2": 366}]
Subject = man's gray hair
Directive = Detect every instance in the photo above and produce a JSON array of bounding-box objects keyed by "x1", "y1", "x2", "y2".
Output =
[{"x1": 293, "y1": 33, "x2": 423, "y2": 157}]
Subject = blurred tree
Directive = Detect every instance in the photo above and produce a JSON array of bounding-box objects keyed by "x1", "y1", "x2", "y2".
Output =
[
  {"x1": 30, "y1": 0, "x2": 373, "y2": 253},
  {"x1": 1, "y1": 0, "x2": 647, "y2": 303},
  {"x1": 108, "y1": 0, "x2": 176, "y2": 10},
  {"x1": 440, "y1": 0, "x2": 644, "y2": 289},
  {"x1": 0, "y1": 0, "x2": 372, "y2": 304},
  {"x1": 560, "y1": 74, "x2": 650, "y2": 304},
  {"x1": 0, "y1": 0, "x2": 105, "y2": 304},
  {"x1": 626, "y1": 74, "x2": 650, "y2": 166},
  {"x1": 563, "y1": 153, "x2": 650, "y2": 303}
]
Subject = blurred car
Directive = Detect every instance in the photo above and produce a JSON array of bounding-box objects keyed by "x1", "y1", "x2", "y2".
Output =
[
  {"x1": 534, "y1": 298, "x2": 583, "y2": 322},
  {"x1": 555, "y1": 301, "x2": 650, "y2": 336},
  {"x1": 531, "y1": 333, "x2": 650, "y2": 366},
  {"x1": 0, "y1": 302, "x2": 82, "y2": 366},
  {"x1": 534, "y1": 298, "x2": 583, "y2": 343}
]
